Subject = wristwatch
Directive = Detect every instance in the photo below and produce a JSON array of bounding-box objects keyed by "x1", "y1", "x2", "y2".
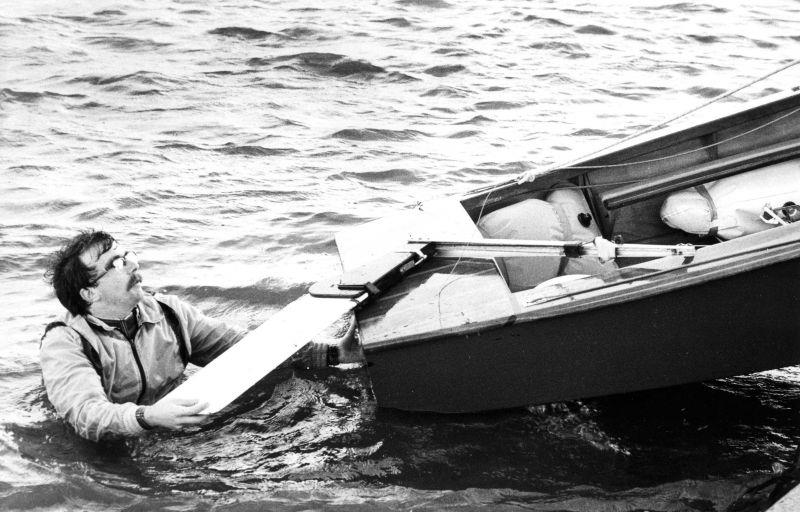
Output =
[{"x1": 135, "y1": 406, "x2": 154, "y2": 430}]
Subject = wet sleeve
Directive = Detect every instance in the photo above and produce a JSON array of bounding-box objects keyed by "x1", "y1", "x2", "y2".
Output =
[
  {"x1": 39, "y1": 328, "x2": 145, "y2": 442},
  {"x1": 161, "y1": 296, "x2": 247, "y2": 367}
]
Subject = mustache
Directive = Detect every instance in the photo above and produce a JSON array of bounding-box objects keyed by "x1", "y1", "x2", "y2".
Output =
[{"x1": 127, "y1": 272, "x2": 142, "y2": 290}]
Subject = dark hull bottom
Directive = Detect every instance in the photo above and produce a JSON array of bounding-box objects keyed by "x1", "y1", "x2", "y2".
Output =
[{"x1": 365, "y1": 258, "x2": 800, "y2": 413}]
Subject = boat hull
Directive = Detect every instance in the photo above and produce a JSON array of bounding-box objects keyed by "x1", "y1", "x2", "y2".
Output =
[{"x1": 364, "y1": 256, "x2": 800, "y2": 413}]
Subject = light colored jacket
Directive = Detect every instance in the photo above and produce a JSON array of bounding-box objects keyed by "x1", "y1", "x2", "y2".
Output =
[{"x1": 40, "y1": 293, "x2": 246, "y2": 441}]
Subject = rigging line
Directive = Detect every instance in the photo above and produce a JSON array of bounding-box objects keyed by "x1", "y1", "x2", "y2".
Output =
[
  {"x1": 520, "y1": 58, "x2": 800, "y2": 179},
  {"x1": 440, "y1": 182, "x2": 502, "y2": 316},
  {"x1": 558, "y1": 105, "x2": 800, "y2": 170},
  {"x1": 445, "y1": 183, "x2": 497, "y2": 277}
]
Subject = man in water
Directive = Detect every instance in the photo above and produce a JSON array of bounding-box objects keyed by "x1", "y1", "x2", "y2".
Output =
[{"x1": 40, "y1": 230, "x2": 345, "y2": 441}]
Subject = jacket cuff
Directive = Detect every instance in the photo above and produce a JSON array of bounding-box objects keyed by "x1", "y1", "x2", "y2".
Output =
[{"x1": 123, "y1": 403, "x2": 147, "y2": 435}]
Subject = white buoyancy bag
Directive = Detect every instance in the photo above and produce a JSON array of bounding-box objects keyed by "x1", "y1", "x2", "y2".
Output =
[
  {"x1": 477, "y1": 186, "x2": 615, "y2": 291},
  {"x1": 660, "y1": 158, "x2": 800, "y2": 240}
]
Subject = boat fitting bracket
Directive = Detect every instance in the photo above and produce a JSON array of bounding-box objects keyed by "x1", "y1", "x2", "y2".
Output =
[{"x1": 308, "y1": 242, "x2": 434, "y2": 299}]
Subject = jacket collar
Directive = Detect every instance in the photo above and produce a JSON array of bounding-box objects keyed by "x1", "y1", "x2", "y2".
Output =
[{"x1": 67, "y1": 294, "x2": 164, "y2": 336}]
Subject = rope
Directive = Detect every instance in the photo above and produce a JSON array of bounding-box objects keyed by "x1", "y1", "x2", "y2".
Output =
[
  {"x1": 435, "y1": 59, "x2": 800, "y2": 313},
  {"x1": 517, "y1": 58, "x2": 800, "y2": 182},
  {"x1": 557, "y1": 105, "x2": 800, "y2": 170}
]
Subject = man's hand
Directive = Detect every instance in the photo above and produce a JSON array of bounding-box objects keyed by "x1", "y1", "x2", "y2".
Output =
[
  {"x1": 143, "y1": 398, "x2": 209, "y2": 430},
  {"x1": 336, "y1": 315, "x2": 363, "y2": 365}
]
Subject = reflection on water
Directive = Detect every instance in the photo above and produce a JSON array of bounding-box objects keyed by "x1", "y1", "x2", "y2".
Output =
[{"x1": 2, "y1": 0, "x2": 800, "y2": 510}]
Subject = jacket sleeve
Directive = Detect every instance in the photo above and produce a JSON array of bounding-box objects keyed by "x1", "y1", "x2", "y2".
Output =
[
  {"x1": 40, "y1": 327, "x2": 145, "y2": 442},
  {"x1": 158, "y1": 295, "x2": 247, "y2": 367}
]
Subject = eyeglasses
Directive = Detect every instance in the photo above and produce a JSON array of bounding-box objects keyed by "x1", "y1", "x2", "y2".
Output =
[{"x1": 90, "y1": 251, "x2": 138, "y2": 285}]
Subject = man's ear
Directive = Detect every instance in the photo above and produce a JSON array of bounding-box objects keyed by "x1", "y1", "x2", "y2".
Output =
[{"x1": 80, "y1": 287, "x2": 97, "y2": 305}]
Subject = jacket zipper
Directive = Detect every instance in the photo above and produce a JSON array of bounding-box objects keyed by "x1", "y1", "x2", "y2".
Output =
[
  {"x1": 128, "y1": 338, "x2": 147, "y2": 404},
  {"x1": 119, "y1": 309, "x2": 147, "y2": 404}
]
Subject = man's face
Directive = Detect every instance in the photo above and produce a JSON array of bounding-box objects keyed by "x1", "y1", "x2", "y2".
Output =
[{"x1": 80, "y1": 242, "x2": 145, "y2": 313}]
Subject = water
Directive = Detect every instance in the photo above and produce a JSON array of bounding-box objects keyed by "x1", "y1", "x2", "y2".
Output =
[{"x1": 2, "y1": 0, "x2": 800, "y2": 510}]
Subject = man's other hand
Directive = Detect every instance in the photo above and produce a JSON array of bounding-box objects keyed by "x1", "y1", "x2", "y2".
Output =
[{"x1": 144, "y1": 398, "x2": 209, "y2": 430}]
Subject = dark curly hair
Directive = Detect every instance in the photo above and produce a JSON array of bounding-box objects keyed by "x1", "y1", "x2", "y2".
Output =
[{"x1": 45, "y1": 230, "x2": 115, "y2": 316}]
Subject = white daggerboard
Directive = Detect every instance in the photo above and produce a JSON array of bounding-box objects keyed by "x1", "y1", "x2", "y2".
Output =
[
  {"x1": 160, "y1": 293, "x2": 362, "y2": 414},
  {"x1": 767, "y1": 483, "x2": 800, "y2": 512}
]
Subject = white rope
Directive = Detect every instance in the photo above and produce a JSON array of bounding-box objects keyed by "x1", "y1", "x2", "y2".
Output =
[{"x1": 517, "y1": 58, "x2": 800, "y2": 182}]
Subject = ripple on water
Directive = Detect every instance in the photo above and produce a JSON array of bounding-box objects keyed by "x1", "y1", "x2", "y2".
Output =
[
  {"x1": 208, "y1": 26, "x2": 285, "y2": 40},
  {"x1": 686, "y1": 85, "x2": 729, "y2": 98},
  {"x1": 424, "y1": 64, "x2": 466, "y2": 77},
  {"x1": 331, "y1": 128, "x2": 427, "y2": 141},
  {"x1": 523, "y1": 14, "x2": 571, "y2": 27},
  {"x1": 575, "y1": 24, "x2": 616, "y2": 35},
  {"x1": 162, "y1": 281, "x2": 309, "y2": 308},
  {"x1": 214, "y1": 145, "x2": 298, "y2": 157},
  {"x1": 473, "y1": 100, "x2": 525, "y2": 110},
  {"x1": 336, "y1": 168, "x2": 423, "y2": 185},
  {"x1": 447, "y1": 130, "x2": 481, "y2": 139},
  {"x1": 248, "y1": 53, "x2": 386, "y2": 77},
  {"x1": 454, "y1": 114, "x2": 495, "y2": 125},
  {"x1": 421, "y1": 86, "x2": 470, "y2": 98},
  {"x1": 82, "y1": 36, "x2": 172, "y2": 51},
  {"x1": 374, "y1": 17, "x2": 413, "y2": 28},
  {"x1": 0, "y1": 89, "x2": 86, "y2": 104}
]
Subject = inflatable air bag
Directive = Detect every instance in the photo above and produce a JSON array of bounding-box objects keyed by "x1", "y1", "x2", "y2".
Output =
[
  {"x1": 477, "y1": 199, "x2": 563, "y2": 291},
  {"x1": 545, "y1": 186, "x2": 602, "y2": 242},
  {"x1": 660, "y1": 159, "x2": 800, "y2": 239},
  {"x1": 477, "y1": 193, "x2": 616, "y2": 292}
]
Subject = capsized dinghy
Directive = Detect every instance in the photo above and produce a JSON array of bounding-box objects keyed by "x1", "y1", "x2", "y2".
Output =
[{"x1": 331, "y1": 88, "x2": 800, "y2": 413}]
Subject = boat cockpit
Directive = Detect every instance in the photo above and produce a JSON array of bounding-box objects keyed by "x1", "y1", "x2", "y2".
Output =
[{"x1": 464, "y1": 93, "x2": 800, "y2": 311}]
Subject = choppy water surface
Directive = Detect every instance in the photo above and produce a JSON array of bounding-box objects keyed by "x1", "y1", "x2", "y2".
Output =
[{"x1": 2, "y1": 1, "x2": 800, "y2": 510}]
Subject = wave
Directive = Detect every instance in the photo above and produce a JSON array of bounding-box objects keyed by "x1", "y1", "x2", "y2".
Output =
[
  {"x1": 280, "y1": 27, "x2": 318, "y2": 38},
  {"x1": 396, "y1": 0, "x2": 452, "y2": 7},
  {"x1": 687, "y1": 34, "x2": 720, "y2": 44},
  {"x1": 453, "y1": 161, "x2": 532, "y2": 177},
  {"x1": 214, "y1": 145, "x2": 298, "y2": 157},
  {"x1": 523, "y1": 15, "x2": 571, "y2": 27},
  {"x1": 652, "y1": 3, "x2": 729, "y2": 14},
  {"x1": 75, "y1": 150, "x2": 172, "y2": 163},
  {"x1": 338, "y1": 168, "x2": 422, "y2": 185},
  {"x1": 374, "y1": 18, "x2": 412, "y2": 27},
  {"x1": 455, "y1": 115, "x2": 495, "y2": 125},
  {"x1": 0, "y1": 89, "x2": 86, "y2": 104},
  {"x1": 432, "y1": 49, "x2": 470, "y2": 58},
  {"x1": 686, "y1": 86, "x2": 728, "y2": 98},
  {"x1": 574, "y1": 25, "x2": 616, "y2": 35},
  {"x1": 67, "y1": 70, "x2": 177, "y2": 87},
  {"x1": 421, "y1": 86, "x2": 469, "y2": 98},
  {"x1": 154, "y1": 143, "x2": 298, "y2": 156},
  {"x1": 290, "y1": 211, "x2": 367, "y2": 227},
  {"x1": 248, "y1": 53, "x2": 386, "y2": 77},
  {"x1": 424, "y1": 64, "x2": 466, "y2": 77},
  {"x1": 473, "y1": 101, "x2": 525, "y2": 110},
  {"x1": 528, "y1": 41, "x2": 586, "y2": 53},
  {"x1": 447, "y1": 130, "x2": 481, "y2": 139},
  {"x1": 331, "y1": 128, "x2": 427, "y2": 141},
  {"x1": 385, "y1": 71, "x2": 420, "y2": 83},
  {"x1": 571, "y1": 128, "x2": 611, "y2": 137},
  {"x1": 6, "y1": 165, "x2": 55, "y2": 172},
  {"x1": 163, "y1": 282, "x2": 310, "y2": 307},
  {"x1": 82, "y1": 36, "x2": 171, "y2": 51},
  {"x1": 67, "y1": 101, "x2": 108, "y2": 110},
  {"x1": 329, "y1": 60, "x2": 385, "y2": 76},
  {"x1": 208, "y1": 26, "x2": 283, "y2": 40}
]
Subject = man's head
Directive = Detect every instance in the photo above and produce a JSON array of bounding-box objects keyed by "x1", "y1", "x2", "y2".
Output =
[{"x1": 46, "y1": 230, "x2": 144, "y2": 317}]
